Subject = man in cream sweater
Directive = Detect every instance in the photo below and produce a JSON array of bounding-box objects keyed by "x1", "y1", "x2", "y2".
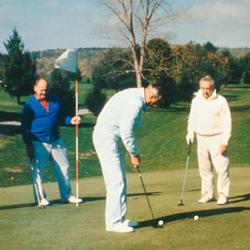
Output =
[{"x1": 186, "y1": 75, "x2": 232, "y2": 205}]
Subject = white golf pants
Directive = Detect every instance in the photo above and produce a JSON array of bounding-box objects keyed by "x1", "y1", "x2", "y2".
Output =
[
  {"x1": 93, "y1": 128, "x2": 127, "y2": 229},
  {"x1": 196, "y1": 134, "x2": 230, "y2": 197},
  {"x1": 30, "y1": 139, "x2": 72, "y2": 204}
]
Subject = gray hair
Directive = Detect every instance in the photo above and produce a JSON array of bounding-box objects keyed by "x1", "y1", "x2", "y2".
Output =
[
  {"x1": 199, "y1": 75, "x2": 215, "y2": 86},
  {"x1": 147, "y1": 84, "x2": 161, "y2": 98}
]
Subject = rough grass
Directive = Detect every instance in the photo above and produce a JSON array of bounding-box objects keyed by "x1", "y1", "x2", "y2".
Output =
[
  {"x1": 0, "y1": 86, "x2": 250, "y2": 187},
  {"x1": 0, "y1": 167, "x2": 249, "y2": 250}
]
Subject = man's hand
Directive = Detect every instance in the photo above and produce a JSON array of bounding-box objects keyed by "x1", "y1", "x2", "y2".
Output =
[
  {"x1": 130, "y1": 155, "x2": 140, "y2": 167},
  {"x1": 71, "y1": 116, "x2": 81, "y2": 125},
  {"x1": 219, "y1": 144, "x2": 228, "y2": 155},
  {"x1": 186, "y1": 133, "x2": 194, "y2": 145}
]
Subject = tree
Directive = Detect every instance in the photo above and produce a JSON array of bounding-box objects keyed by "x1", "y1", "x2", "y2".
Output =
[
  {"x1": 0, "y1": 54, "x2": 6, "y2": 81},
  {"x1": 103, "y1": 0, "x2": 177, "y2": 88},
  {"x1": 243, "y1": 70, "x2": 250, "y2": 84},
  {"x1": 144, "y1": 38, "x2": 177, "y2": 106},
  {"x1": 171, "y1": 42, "x2": 230, "y2": 101},
  {"x1": 203, "y1": 41, "x2": 218, "y2": 53},
  {"x1": 3, "y1": 28, "x2": 36, "y2": 104},
  {"x1": 172, "y1": 42, "x2": 207, "y2": 100},
  {"x1": 85, "y1": 84, "x2": 106, "y2": 116},
  {"x1": 48, "y1": 69, "x2": 75, "y2": 115},
  {"x1": 92, "y1": 48, "x2": 135, "y2": 90},
  {"x1": 239, "y1": 52, "x2": 250, "y2": 84}
]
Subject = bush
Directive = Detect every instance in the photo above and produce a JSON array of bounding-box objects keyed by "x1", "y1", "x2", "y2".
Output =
[
  {"x1": 243, "y1": 70, "x2": 250, "y2": 84},
  {"x1": 85, "y1": 85, "x2": 106, "y2": 116},
  {"x1": 48, "y1": 69, "x2": 75, "y2": 115}
]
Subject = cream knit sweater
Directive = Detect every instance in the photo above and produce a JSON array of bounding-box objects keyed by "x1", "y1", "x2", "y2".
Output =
[{"x1": 187, "y1": 89, "x2": 232, "y2": 145}]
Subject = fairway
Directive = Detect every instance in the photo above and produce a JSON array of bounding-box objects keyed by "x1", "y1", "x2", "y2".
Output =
[
  {"x1": 0, "y1": 167, "x2": 249, "y2": 250},
  {"x1": 0, "y1": 86, "x2": 249, "y2": 249}
]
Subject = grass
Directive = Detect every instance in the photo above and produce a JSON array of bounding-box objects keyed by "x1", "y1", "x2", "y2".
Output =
[
  {"x1": 0, "y1": 84, "x2": 249, "y2": 249},
  {"x1": 0, "y1": 167, "x2": 249, "y2": 250},
  {"x1": 0, "y1": 84, "x2": 250, "y2": 186}
]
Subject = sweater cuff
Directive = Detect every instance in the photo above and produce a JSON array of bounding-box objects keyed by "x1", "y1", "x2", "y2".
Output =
[{"x1": 65, "y1": 116, "x2": 72, "y2": 125}]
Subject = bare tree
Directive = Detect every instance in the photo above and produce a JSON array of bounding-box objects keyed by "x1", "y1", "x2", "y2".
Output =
[{"x1": 102, "y1": 0, "x2": 178, "y2": 87}]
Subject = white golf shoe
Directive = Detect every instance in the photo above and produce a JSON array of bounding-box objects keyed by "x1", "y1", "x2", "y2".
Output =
[
  {"x1": 217, "y1": 193, "x2": 228, "y2": 205},
  {"x1": 198, "y1": 193, "x2": 214, "y2": 203},
  {"x1": 37, "y1": 198, "x2": 50, "y2": 207},
  {"x1": 68, "y1": 195, "x2": 83, "y2": 204},
  {"x1": 106, "y1": 223, "x2": 134, "y2": 233}
]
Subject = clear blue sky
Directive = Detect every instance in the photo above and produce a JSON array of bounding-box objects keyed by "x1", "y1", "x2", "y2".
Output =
[{"x1": 0, "y1": 0, "x2": 249, "y2": 53}]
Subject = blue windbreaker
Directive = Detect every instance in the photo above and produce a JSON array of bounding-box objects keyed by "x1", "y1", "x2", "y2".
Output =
[{"x1": 21, "y1": 96, "x2": 72, "y2": 145}]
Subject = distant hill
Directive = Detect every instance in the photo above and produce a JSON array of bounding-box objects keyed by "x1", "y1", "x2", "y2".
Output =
[
  {"x1": 31, "y1": 48, "x2": 109, "y2": 77},
  {"x1": 31, "y1": 46, "x2": 250, "y2": 77},
  {"x1": 219, "y1": 47, "x2": 250, "y2": 58}
]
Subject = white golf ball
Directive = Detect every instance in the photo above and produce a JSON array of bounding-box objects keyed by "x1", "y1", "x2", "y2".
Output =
[
  {"x1": 194, "y1": 215, "x2": 199, "y2": 221},
  {"x1": 158, "y1": 220, "x2": 164, "y2": 226}
]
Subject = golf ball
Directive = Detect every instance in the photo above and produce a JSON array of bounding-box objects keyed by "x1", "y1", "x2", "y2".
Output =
[
  {"x1": 194, "y1": 215, "x2": 199, "y2": 221},
  {"x1": 158, "y1": 220, "x2": 164, "y2": 226}
]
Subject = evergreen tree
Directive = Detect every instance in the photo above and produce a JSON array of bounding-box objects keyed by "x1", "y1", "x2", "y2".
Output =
[
  {"x1": 3, "y1": 28, "x2": 36, "y2": 104},
  {"x1": 85, "y1": 83, "x2": 106, "y2": 116},
  {"x1": 48, "y1": 69, "x2": 75, "y2": 115}
]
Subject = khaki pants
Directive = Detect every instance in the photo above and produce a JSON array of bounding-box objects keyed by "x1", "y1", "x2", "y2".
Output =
[{"x1": 196, "y1": 134, "x2": 230, "y2": 197}]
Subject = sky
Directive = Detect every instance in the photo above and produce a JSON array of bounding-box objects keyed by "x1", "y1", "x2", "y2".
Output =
[{"x1": 0, "y1": 0, "x2": 250, "y2": 53}]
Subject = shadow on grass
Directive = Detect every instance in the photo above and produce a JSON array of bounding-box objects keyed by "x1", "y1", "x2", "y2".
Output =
[
  {"x1": 0, "y1": 124, "x2": 20, "y2": 135},
  {"x1": 229, "y1": 193, "x2": 250, "y2": 204},
  {"x1": 0, "y1": 192, "x2": 161, "y2": 211},
  {"x1": 222, "y1": 94, "x2": 239, "y2": 102},
  {"x1": 137, "y1": 206, "x2": 250, "y2": 229},
  {"x1": 230, "y1": 105, "x2": 250, "y2": 112},
  {"x1": 0, "y1": 111, "x2": 20, "y2": 122}
]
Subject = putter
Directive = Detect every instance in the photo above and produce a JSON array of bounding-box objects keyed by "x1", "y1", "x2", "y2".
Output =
[
  {"x1": 136, "y1": 166, "x2": 155, "y2": 219},
  {"x1": 178, "y1": 143, "x2": 192, "y2": 206},
  {"x1": 135, "y1": 166, "x2": 164, "y2": 228}
]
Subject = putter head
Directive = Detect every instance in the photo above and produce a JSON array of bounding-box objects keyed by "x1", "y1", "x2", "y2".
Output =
[{"x1": 178, "y1": 199, "x2": 184, "y2": 206}]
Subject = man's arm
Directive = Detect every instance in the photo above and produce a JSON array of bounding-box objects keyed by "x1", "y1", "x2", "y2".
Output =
[
  {"x1": 186, "y1": 99, "x2": 195, "y2": 144},
  {"x1": 21, "y1": 104, "x2": 35, "y2": 160},
  {"x1": 120, "y1": 105, "x2": 141, "y2": 157},
  {"x1": 220, "y1": 98, "x2": 232, "y2": 154}
]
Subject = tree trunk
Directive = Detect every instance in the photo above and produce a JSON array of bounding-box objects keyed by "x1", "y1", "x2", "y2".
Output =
[
  {"x1": 131, "y1": 46, "x2": 142, "y2": 88},
  {"x1": 17, "y1": 95, "x2": 21, "y2": 105},
  {"x1": 136, "y1": 71, "x2": 142, "y2": 88}
]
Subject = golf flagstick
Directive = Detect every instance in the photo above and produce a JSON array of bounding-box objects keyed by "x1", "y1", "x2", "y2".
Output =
[
  {"x1": 75, "y1": 79, "x2": 79, "y2": 207},
  {"x1": 54, "y1": 48, "x2": 79, "y2": 207}
]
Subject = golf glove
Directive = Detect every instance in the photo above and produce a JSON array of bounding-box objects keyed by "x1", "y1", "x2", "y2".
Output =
[{"x1": 186, "y1": 133, "x2": 194, "y2": 145}]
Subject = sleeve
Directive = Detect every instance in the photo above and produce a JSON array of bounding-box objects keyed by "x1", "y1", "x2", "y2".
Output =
[
  {"x1": 21, "y1": 104, "x2": 34, "y2": 145},
  {"x1": 221, "y1": 99, "x2": 232, "y2": 145},
  {"x1": 119, "y1": 104, "x2": 142, "y2": 156}
]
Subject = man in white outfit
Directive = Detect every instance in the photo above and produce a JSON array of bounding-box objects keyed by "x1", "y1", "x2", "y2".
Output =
[
  {"x1": 93, "y1": 84, "x2": 161, "y2": 233},
  {"x1": 186, "y1": 75, "x2": 232, "y2": 205}
]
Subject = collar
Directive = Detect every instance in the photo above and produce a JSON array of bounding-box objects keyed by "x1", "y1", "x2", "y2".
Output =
[{"x1": 196, "y1": 89, "x2": 217, "y2": 100}]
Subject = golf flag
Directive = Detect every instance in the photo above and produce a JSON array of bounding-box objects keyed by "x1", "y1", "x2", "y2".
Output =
[
  {"x1": 55, "y1": 48, "x2": 78, "y2": 73},
  {"x1": 55, "y1": 48, "x2": 80, "y2": 206}
]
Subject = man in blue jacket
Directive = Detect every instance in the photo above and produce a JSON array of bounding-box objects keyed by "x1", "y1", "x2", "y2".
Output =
[
  {"x1": 93, "y1": 84, "x2": 161, "y2": 233},
  {"x1": 21, "y1": 77, "x2": 82, "y2": 207}
]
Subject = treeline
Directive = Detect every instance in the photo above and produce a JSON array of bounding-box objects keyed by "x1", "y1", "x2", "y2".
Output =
[
  {"x1": 1, "y1": 29, "x2": 250, "y2": 115},
  {"x1": 88, "y1": 38, "x2": 250, "y2": 112}
]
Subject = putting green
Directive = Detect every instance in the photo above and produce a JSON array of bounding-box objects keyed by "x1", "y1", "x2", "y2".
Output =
[{"x1": 0, "y1": 167, "x2": 249, "y2": 250}]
